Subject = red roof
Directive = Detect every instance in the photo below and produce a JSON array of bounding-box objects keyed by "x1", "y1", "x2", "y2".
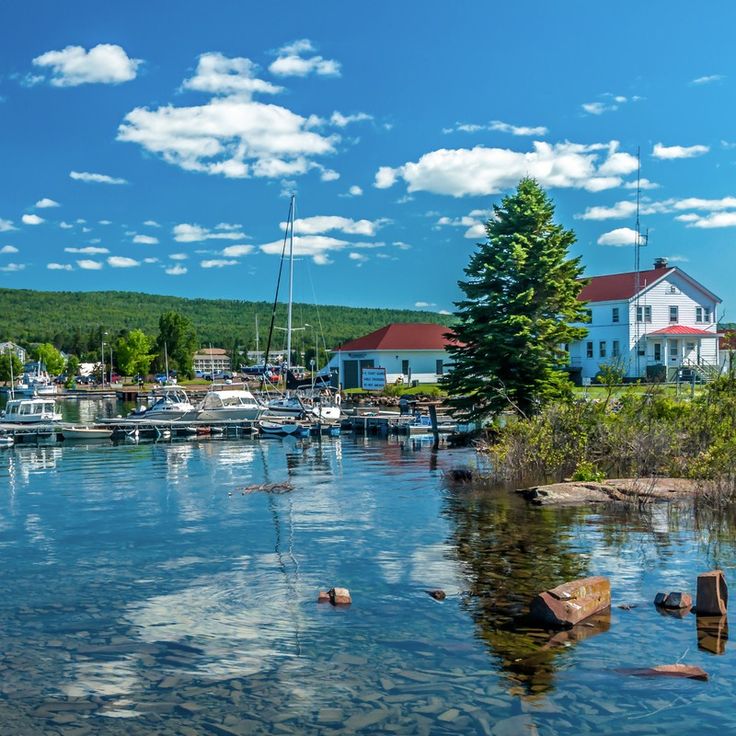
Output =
[
  {"x1": 578, "y1": 267, "x2": 673, "y2": 303},
  {"x1": 648, "y1": 325, "x2": 719, "y2": 337},
  {"x1": 336, "y1": 323, "x2": 455, "y2": 351}
]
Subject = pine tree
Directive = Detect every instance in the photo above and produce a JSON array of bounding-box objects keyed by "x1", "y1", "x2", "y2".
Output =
[{"x1": 443, "y1": 178, "x2": 588, "y2": 419}]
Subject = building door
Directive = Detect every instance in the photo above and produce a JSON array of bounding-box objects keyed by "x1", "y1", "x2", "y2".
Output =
[
  {"x1": 343, "y1": 360, "x2": 359, "y2": 389},
  {"x1": 653, "y1": 342, "x2": 662, "y2": 363},
  {"x1": 401, "y1": 359, "x2": 409, "y2": 376}
]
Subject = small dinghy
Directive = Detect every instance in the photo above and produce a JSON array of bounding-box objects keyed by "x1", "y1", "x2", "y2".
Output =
[
  {"x1": 61, "y1": 425, "x2": 114, "y2": 441},
  {"x1": 257, "y1": 420, "x2": 307, "y2": 438}
]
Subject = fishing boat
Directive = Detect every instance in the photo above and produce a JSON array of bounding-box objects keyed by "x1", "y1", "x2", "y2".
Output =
[
  {"x1": 257, "y1": 419, "x2": 308, "y2": 438},
  {"x1": 61, "y1": 425, "x2": 114, "y2": 441},
  {"x1": 195, "y1": 384, "x2": 264, "y2": 421},
  {"x1": 1, "y1": 397, "x2": 62, "y2": 424}
]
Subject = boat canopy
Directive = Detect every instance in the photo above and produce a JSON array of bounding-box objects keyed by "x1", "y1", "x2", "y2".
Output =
[
  {"x1": 6, "y1": 399, "x2": 57, "y2": 416},
  {"x1": 201, "y1": 390, "x2": 259, "y2": 410}
]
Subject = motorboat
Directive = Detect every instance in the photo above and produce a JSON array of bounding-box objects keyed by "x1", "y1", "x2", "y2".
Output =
[
  {"x1": 128, "y1": 387, "x2": 197, "y2": 421},
  {"x1": 61, "y1": 425, "x2": 113, "y2": 441},
  {"x1": 1, "y1": 397, "x2": 62, "y2": 424},
  {"x1": 196, "y1": 384, "x2": 264, "y2": 421},
  {"x1": 257, "y1": 419, "x2": 308, "y2": 438},
  {"x1": 266, "y1": 395, "x2": 306, "y2": 418}
]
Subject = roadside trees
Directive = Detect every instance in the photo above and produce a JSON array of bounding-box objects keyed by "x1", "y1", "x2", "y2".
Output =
[
  {"x1": 115, "y1": 329, "x2": 155, "y2": 378},
  {"x1": 0, "y1": 352, "x2": 23, "y2": 383},
  {"x1": 443, "y1": 178, "x2": 588, "y2": 419},
  {"x1": 156, "y1": 311, "x2": 197, "y2": 379}
]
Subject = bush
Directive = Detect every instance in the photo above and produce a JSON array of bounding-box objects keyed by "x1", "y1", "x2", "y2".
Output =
[{"x1": 571, "y1": 461, "x2": 605, "y2": 483}]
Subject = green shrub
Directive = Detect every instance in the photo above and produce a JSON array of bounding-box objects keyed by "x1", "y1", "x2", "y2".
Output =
[{"x1": 571, "y1": 461, "x2": 605, "y2": 483}]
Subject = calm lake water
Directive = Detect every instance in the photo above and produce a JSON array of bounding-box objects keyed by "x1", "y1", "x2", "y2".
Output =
[{"x1": 1, "y1": 399, "x2": 736, "y2": 734}]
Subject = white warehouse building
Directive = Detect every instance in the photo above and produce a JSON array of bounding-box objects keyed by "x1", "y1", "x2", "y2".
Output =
[{"x1": 569, "y1": 258, "x2": 721, "y2": 382}]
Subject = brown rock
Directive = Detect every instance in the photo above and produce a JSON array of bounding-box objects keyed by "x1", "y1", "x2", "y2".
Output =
[
  {"x1": 317, "y1": 591, "x2": 331, "y2": 603},
  {"x1": 529, "y1": 576, "x2": 610, "y2": 628},
  {"x1": 654, "y1": 592, "x2": 667, "y2": 607},
  {"x1": 329, "y1": 587, "x2": 352, "y2": 605},
  {"x1": 697, "y1": 570, "x2": 728, "y2": 615},
  {"x1": 427, "y1": 589, "x2": 446, "y2": 601},
  {"x1": 664, "y1": 592, "x2": 692, "y2": 609},
  {"x1": 618, "y1": 664, "x2": 708, "y2": 681}
]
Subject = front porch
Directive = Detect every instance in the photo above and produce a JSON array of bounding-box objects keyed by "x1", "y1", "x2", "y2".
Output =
[{"x1": 645, "y1": 326, "x2": 722, "y2": 382}]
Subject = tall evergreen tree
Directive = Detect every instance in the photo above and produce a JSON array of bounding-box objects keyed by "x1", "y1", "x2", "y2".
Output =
[{"x1": 443, "y1": 178, "x2": 588, "y2": 419}]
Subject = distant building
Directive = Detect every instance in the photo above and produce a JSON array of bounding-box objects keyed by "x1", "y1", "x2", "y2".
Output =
[
  {"x1": 328, "y1": 323, "x2": 454, "y2": 389},
  {"x1": 569, "y1": 258, "x2": 721, "y2": 381},
  {"x1": 0, "y1": 341, "x2": 27, "y2": 364},
  {"x1": 193, "y1": 348, "x2": 231, "y2": 374}
]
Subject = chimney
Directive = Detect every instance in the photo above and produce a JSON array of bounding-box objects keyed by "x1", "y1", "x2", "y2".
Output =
[{"x1": 653, "y1": 257, "x2": 668, "y2": 269}]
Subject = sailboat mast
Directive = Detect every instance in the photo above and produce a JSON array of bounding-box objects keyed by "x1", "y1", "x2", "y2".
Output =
[{"x1": 286, "y1": 193, "x2": 295, "y2": 371}]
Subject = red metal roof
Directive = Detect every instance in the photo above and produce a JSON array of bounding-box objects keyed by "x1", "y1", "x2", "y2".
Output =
[
  {"x1": 578, "y1": 267, "x2": 673, "y2": 303},
  {"x1": 648, "y1": 325, "x2": 719, "y2": 337},
  {"x1": 335, "y1": 323, "x2": 455, "y2": 351}
]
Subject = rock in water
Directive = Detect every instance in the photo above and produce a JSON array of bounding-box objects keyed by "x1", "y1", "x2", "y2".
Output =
[
  {"x1": 329, "y1": 587, "x2": 351, "y2": 605},
  {"x1": 697, "y1": 570, "x2": 728, "y2": 615},
  {"x1": 426, "y1": 589, "x2": 446, "y2": 601},
  {"x1": 664, "y1": 592, "x2": 692, "y2": 609},
  {"x1": 529, "y1": 576, "x2": 610, "y2": 628},
  {"x1": 617, "y1": 664, "x2": 708, "y2": 681},
  {"x1": 317, "y1": 591, "x2": 331, "y2": 603}
]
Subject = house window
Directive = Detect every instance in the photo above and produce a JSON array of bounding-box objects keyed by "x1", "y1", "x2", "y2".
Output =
[
  {"x1": 669, "y1": 306, "x2": 678, "y2": 323},
  {"x1": 401, "y1": 359, "x2": 409, "y2": 375},
  {"x1": 584, "y1": 309, "x2": 593, "y2": 323},
  {"x1": 435, "y1": 359, "x2": 444, "y2": 375},
  {"x1": 586, "y1": 341, "x2": 593, "y2": 359},
  {"x1": 612, "y1": 307, "x2": 619, "y2": 323},
  {"x1": 612, "y1": 340, "x2": 620, "y2": 357},
  {"x1": 696, "y1": 307, "x2": 711, "y2": 323},
  {"x1": 654, "y1": 343, "x2": 662, "y2": 362},
  {"x1": 599, "y1": 341, "x2": 606, "y2": 358},
  {"x1": 636, "y1": 305, "x2": 652, "y2": 323}
]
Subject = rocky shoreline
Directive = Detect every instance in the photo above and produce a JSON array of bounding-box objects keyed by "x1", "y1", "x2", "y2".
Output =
[{"x1": 516, "y1": 477, "x2": 701, "y2": 506}]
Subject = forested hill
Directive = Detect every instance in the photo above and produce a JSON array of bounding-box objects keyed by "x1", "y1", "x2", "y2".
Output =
[{"x1": 0, "y1": 288, "x2": 452, "y2": 355}]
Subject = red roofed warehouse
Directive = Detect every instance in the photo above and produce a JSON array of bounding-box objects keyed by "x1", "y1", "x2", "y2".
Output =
[
  {"x1": 569, "y1": 258, "x2": 721, "y2": 382},
  {"x1": 328, "y1": 323, "x2": 455, "y2": 389}
]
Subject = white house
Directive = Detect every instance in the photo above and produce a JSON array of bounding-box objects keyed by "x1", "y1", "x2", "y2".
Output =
[
  {"x1": 329, "y1": 323, "x2": 454, "y2": 389},
  {"x1": 0, "y1": 341, "x2": 27, "y2": 364},
  {"x1": 569, "y1": 258, "x2": 721, "y2": 381}
]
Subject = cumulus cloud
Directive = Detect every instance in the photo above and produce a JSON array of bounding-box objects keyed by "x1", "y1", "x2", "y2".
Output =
[
  {"x1": 220, "y1": 244, "x2": 254, "y2": 257},
  {"x1": 35, "y1": 197, "x2": 59, "y2": 208},
  {"x1": 348, "y1": 252, "x2": 368, "y2": 263},
  {"x1": 260, "y1": 234, "x2": 349, "y2": 264},
  {"x1": 182, "y1": 52, "x2": 282, "y2": 97},
  {"x1": 344, "y1": 185, "x2": 363, "y2": 197},
  {"x1": 143, "y1": 219, "x2": 161, "y2": 227},
  {"x1": 22, "y1": 213, "x2": 44, "y2": 225},
  {"x1": 622, "y1": 178, "x2": 659, "y2": 190},
  {"x1": 0, "y1": 219, "x2": 17, "y2": 232},
  {"x1": 681, "y1": 212, "x2": 736, "y2": 228},
  {"x1": 330, "y1": 111, "x2": 372, "y2": 127},
  {"x1": 597, "y1": 227, "x2": 639, "y2": 246},
  {"x1": 578, "y1": 195, "x2": 736, "y2": 222},
  {"x1": 76, "y1": 259, "x2": 103, "y2": 270},
  {"x1": 65, "y1": 246, "x2": 109, "y2": 254},
  {"x1": 70, "y1": 170, "x2": 128, "y2": 184},
  {"x1": 581, "y1": 94, "x2": 639, "y2": 116},
  {"x1": 59, "y1": 221, "x2": 74, "y2": 229},
  {"x1": 47, "y1": 262, "x2": 73, "y2": 271},
  {"x1": 32, "y1": 44, "x2": 142, "y2": 86},
  {"x1": 375, "y1": 140, "x2": 632, "y2": 197},
  {"x1": 133, "y1": 234, "x2": 159, "y2": 244},
  {"x1": 444, "y1": 120, "x2": 548, "y2": 136},
  {"x1": 107, "y1": 256, "x2": 140, "y2": 268},
  {"x1": 691, "y1": 74, "x2": 724, "y2": 85},
  {"x1": 200, "y1": 259, "x2": 238, "y2": 268},
  {"x1": 169, "y1": 253, "x2": 188, "y2": 260},
  {"x1": 0, "y1": 245, "x2": 18, "y2": 254},
  {"x1": 284, "y1": 215, "x2": 385, "y2": 236},
  {"x1": 435, "y1": 211, "x2": 490, "y2": 239},
  {"x1": 165, "y1": 264, "x2": 187, "y2": 275},
  {"x1": 268, "y1": 39, "x2": 340, "y2": 77},
  {"x1": 0, "y1": 263, "x2": 25, "y2": 272},
  {"x1": 143, "y1": 257, "x2": 159, "y2": 264},
  {"x1": 173, "y1": 223, "x2": 247, "y2": 242},
  {"x1": 652, "y1": 143, "x2": 709, "y2": 160},
  {"x1": 414, "y1": 301, "x2": 436, "y2": 307},
  {"x1": 320, "y1": 168, "x2": 340, "y2": 181}
]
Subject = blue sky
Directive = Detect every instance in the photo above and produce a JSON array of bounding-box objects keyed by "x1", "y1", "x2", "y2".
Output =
[{"x1": 1, "y1": 1, "x2": 736, "y2": 318}]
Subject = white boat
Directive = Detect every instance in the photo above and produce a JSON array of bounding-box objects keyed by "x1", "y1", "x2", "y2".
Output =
[
  {"x1": 266, "y1": 395, "x2": 305, "y2": 418},
  {"x1": 0, "y1": 435, "x2": 14, "y2": 448},
  {"x1": 257, "y1": 419, "x2": 307, "y2": 437},
  {"x1": 128, "y1": 387, "x2": 197, "y2": 420},
  {"x1": 1, "y1": 397, "x2": 62, "y2": 424},
  {"x1": 196, "y1": 384, "x2": 264, "y2": 421},
  {"x1": 61, "y1": 425, "x2": 113, "y2": 441}
]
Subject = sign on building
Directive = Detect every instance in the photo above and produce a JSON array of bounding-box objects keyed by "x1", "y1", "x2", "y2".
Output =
[{"x1": 361, "y1": 367, "x2": 386, "y2": 391}]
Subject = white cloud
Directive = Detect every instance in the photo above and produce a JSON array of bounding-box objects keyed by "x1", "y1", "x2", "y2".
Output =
[
  {"x1": 118, "y1": 88, "x2": 337, "y2": 180},
  {"x1": 414, "y1": 301, "x2": 436, "y2": 307},
  {"x1": 578, "y1": 195, "x2": 736, "y2": 222},
  {"x1": 173, "y1": 223, "x2": 247, "y2": 242},
  {"x1": 597, "y1": 227, "x2": 639, "y2": 246},
  {"x1": 143, "y1": 257, "x2": 159, "y2": 264},
  {"x1": 221, "y1": 244, "x2": 254, "y2": 257},
  {"x1": 165, "y1": 265, "x2": 188, "y2": 276},
  {"x1": 393, "y1": 241, "x2": 412, "y2": 250},
  {"x1": 682, "y1": 212, "x2": 736, "y2": 228},
  {"x1": 269, "y1": 39, "x2": 341, "y2": 77},
  {"x1": 0, "y1": 263, "x2": 25, "y2": 272},
  {"x1": 22, "y1": 213, "x2": 44, "y2": 225},
  {"x1": 348, "y1": 252, "x2": 367, "y2": 262},
  {"x1": 375, "y1": 141, "x2": 634, "y2": 197},
  {"x1": 169, "y1": 253, "x2": 188, "y2": 260},
  {"x1": 581, "y1": 101, "x2": 611, "y2": 115},
  {"x1": 215, "y1": 222, "x2": 241, "y2": 230},
  {"x1": 59, "y1": 221, "x2": 74, "y2": 229},
  {"x1": 622, "y1": 178, "x2": 659, "y2": 190},
  {"x1": 182, "y1": 52, "x2": 282, "y2": 97},
  {"x1": 652, "y1": 143, "x2": 709, "y2": 160},
  {"x1": 444, "y1": 120, "x2": 548, "y2": 136},
  {"x1": 435, "y1": 212, "x2": 488, "y2": 239},
  {"x1": 330, "y1": 111, "x2": 372, "y2": 127},
  {"x1": 35, "y1": 197, "x2": 59, "y2": 208},
  {"x1": 691, "y1": 74, "x2": 724, "y2": 85},
  {"x1": 581, "y1": 94, "x2": 639, "y2": 116},
  {"x1": 143, "y1": 219, "x2": 161, "y2": 227},
  {"x1": 347, "y1": 185, "x2": 363, "y2": 197},
  {"x1": 439, "y1": 310, "x2": 451, "y2": 315},
  {"x1": 670, "y1": 196, "x2": 736, "y2": 211},
  {"x1": 133, "y1": 234, "x2": 159, "y2": 244},
  {"x1": 0, "y1": 219, "x2": 17, "y2": 232},
  {"x1": 285, "y1": 215, "x2": 385, "y2": 236},
  {"x1": 577, "y1": 201, "x2": 638, "y2": 220},
  {"x1": 70, "y1": 170, "x2": 128, "y2": 185},
  {"x1": 260, "y1": 234, "x2": 349, "y2": 264},
  {"x1": 47, "y1": 262, "x2": 73, "y2": 271},
  {"x1": 76, "y1": 259, "x2": 103, "y2": 270},
  {"x1": 320, "y1": 168, "x2": 340, "y2": 181},
  {"x1": 200, "y1": 259, "x2": 238, "y2": 268},
  {"x1": 32, "y1": 44, "x2": 141, "y2": 86},
  {"x1": 107, "y1": 256, "x2": 140, "y2": 268},
  {"x1": 65, "y1": 246, "x2": 110, "y2": 254},
  {"x1": 0, "y1": 245, "x2": 18, "y2": 254}
]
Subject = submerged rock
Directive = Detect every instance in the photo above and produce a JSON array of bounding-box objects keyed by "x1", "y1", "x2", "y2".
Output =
[
  {"x1": 654, "y1": 591, "x2": 692, "y2": 610},
  {"x1": 529, "y1": 576, "x2": 610, "y2": 628},
  {"x1": 617, "y1": 664, "x2": 708, "y2": 681},
  {"x1": 426, "y1": 589, "x2": 446, "y2": 601},
  {"x1": 240, "y1": 482, "x2": 295, "y2": 495}
]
